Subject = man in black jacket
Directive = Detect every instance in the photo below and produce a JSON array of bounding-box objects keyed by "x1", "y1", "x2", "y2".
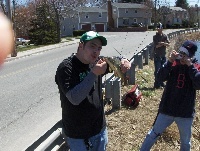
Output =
[
  {"x1": 152, "y1": 23, "x2": 170, "y2": 88},
  {"x1": 55, "y1": 31, "x2": 130, "y2": 151}
]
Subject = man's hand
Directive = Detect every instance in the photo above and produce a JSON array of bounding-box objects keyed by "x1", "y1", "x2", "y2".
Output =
[
  {"x1": 157, "y1": 42, "x2": 169, "y2": 48},
  {"x1": 163, "y1": 42, "x2": 170, "y2": 47},
  {"x1": 120, "y1": 58, "x2": 131, "y2": 73},
  {"x1": 91, "y1": 59, "x2": 107, "y2": 75},
  {"x1": 181, "y1": 55, "x2": 193, "y2": 66},
  {"x1": 168, "y1": 50, "x2": 179, "y2": 63}
]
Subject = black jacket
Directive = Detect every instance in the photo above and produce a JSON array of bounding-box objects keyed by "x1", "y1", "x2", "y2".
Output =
[
  {"x1": 153, "y1": 32, "x2": 169, "y2": 58},
  {"x1": 55, "y1": 54, "x2": 107, "y2": 139},
  {"x1": 158, "y1": 60, "x2": 200, "y2": 118}
]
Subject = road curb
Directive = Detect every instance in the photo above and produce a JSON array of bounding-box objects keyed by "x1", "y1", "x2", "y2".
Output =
[{"x1": 5, "y1": 40, "x2": 79, "y2": 62}]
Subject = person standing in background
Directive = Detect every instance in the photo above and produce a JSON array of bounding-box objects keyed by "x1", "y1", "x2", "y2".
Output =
[{"x1": 152, "y1": 22, "x2": 170, "y2": 89}]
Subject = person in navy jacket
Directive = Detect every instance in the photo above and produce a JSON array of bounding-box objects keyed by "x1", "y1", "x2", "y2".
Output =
[{"x1": 140, "y1": 40, "x2": 200, "y2": 151}]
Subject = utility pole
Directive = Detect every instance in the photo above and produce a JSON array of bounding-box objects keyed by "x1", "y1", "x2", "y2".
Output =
[
  {"x1": 154, "y1": 0, "x2": 157, "y2": 30},
  {"x1": 195, "y1": 4, "x2": 199, "y2": 28},
  {"x1": 12, "y1": 0, "x2": 17, "y2": 56},
  {"x1": 5, "y1": 0, "x2": 11, "y2": 19},
  {"x1": 6, "y1": 0, "x2": 17, "y2": 57}
]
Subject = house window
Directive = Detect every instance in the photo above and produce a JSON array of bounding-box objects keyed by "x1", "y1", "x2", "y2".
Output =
[
  {"x1": 72, "y1": 25, "x2": 75, "y2": 30},
  {"x1": 123, "y1": 18, "x2": 129, "y2": 25},
  {"x1": 135, "y1": 10, "x2": 137, "y2": 13},
  {"x1": 99, "y1": 12, "x2": 102, "y2": 18},
  {"x1": 125, "y1": 9, "x2": 128, "y2": 13},
  {"x1": 113, "y1": 9, "x2": 116, "y2": 14},
  {"x1": 184, "y1": 13, "x2": 187, "y2": 18},
  {"x1": 133, "y1": 18, "x2": 137, "y2": 23},
  {"x1": 85, "y1": 13, "x2": 89, "y2": 18}
]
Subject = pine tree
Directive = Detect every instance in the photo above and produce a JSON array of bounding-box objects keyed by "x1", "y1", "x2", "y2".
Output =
[
  {"x1": 28, "y1": 2, "x2": 58, "y2": 45},
  {"x1": 175, "y1": 0, "x2": 189, "y2": 9}
]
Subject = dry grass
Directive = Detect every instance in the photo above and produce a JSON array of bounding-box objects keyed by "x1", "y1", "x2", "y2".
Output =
[{"x1": 105, "y1": 32, "x2": 200, "y2": 151}]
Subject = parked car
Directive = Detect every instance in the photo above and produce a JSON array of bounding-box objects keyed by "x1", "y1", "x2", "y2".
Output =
[{"x1": 16, "y1": 38, "x2": 30, "y2": 45}]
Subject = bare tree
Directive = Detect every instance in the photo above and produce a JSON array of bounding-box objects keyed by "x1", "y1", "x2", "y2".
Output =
[
  {"x1": 14, "y1": 0, "x2": 87, "y2": 41},
  {"x1": 47, "y1": 0, "x2": 87, "y2": 42},
  {"x1": 187, "y1": 6, "x2": 197, "y2": 27},
  {"x1": 0, "y1": 0, "x2": 6, "y2": 14}
]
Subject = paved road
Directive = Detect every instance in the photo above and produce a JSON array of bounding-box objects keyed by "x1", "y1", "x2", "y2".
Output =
[{"x1": 0, "y1": 29, "x2": 181, "y2": 151}]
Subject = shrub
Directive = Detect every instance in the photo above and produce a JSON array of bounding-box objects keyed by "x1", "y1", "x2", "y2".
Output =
[
  {"x1": 148, "y1": 25, "x2": 154, "y2": 29},
  {"x1": 73, "y1": 30, "x2": 86, "y2": 37}
]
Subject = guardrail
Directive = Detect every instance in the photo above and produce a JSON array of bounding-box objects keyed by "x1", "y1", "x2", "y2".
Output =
[
  {"x1": 104, "y1": 28, "x2": 199, "y2": 110},
  {"x1": 24, "y1": 28, "x2": 199, "y2": 151}
]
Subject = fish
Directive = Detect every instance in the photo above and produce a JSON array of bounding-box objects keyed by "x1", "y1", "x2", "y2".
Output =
[{"x1": 104, "y1": 56, "x2": 128, "y2": 85}]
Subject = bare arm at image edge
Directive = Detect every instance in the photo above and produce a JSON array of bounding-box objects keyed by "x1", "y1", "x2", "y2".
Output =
[{"x1": 66, "y1": 72, "x2": 97, "y2": 105}]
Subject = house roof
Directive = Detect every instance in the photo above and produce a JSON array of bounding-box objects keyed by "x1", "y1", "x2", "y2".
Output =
[
  {"x1": 170, "y1": 6, "x2": 187, "y2": 11},
  {"x1": 112, "y1": 3, "x2": 146, "y2": 9},
  {"x1": 76, "y1": 7, "x2": 107, "y2": 12}
]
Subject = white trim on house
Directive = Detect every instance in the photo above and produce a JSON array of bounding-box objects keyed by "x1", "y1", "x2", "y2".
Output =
[
  {"x1": 113, "y1": 8, "x2": 116, "y2": 14},
  {"x1": 78, "y1": 12, "x2": 80, "y2": 29}
]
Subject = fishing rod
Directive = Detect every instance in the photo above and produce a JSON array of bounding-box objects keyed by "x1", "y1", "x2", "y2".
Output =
[
  {"x1": 113, "y1": 47, "x2": 122, "y2": 56},
  {"x1": 113, "y1": 47, "x2": 131, "y2": 62}
]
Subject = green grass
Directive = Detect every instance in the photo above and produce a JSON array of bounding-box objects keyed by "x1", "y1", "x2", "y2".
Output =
[
  {"x1": 16, "y1": 36, "x2": 80, "y2": 52},
  {"x1": 65, "y1": 37, "x2": 73, "y2": 41},
  {"x1": 16, "y1": 45, "x2": 46, "y2": 52}
]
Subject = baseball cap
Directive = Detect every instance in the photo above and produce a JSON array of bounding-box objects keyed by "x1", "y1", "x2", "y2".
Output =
[
  {"x1": 179, "y1": 40, "x2": 197, "y2": 57},
  {"x1": 80, "y1": 31, "x2": 107, "y2": 46}
]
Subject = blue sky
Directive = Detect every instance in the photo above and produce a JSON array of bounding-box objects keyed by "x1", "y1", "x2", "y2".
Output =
[{"x1": 169, "y1": 0, "x2": 200, "y2": 7}]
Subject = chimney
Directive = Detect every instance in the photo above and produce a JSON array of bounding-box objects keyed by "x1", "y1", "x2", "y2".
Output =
[{"x1": 107, "y1": 0, "x2": 114, "y2": 28}]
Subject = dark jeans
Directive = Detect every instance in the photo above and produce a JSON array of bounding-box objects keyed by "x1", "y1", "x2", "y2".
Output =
[{"x1": 154, "y1": 56, "x2": 166, "y2": 87}]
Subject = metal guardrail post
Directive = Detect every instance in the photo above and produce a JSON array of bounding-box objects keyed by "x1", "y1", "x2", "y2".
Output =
[
  {"x1": 105, "y1": 81, "x2": 112, "y2": 99},
  {"x1": 142, "y1": 47, "x2": 149, "y2": 65},
  {"x1": 105, "y1": 74, "x2": 115, "y2": 100},
  {"x1": 105, "y1": 75, "x2": 121, "y2": 110},
  {"x1": 133, "y1": 55, "x2": 138, "y2": 67},
  {"x1": 104, "y1": 73, "x2": 121, "y2": 106},
  {"x1": 137, "y1": 53, "x2": 143, "y2": 69},
  {"x1": 112, "y1": 77, "x2": 121, "y2": 110},
  {"x1": 126, "y1": 60, "x2": 136, "y2": 85},
  {"x1": 167, "y1": 33, "x2": 171, "y2": 40}
]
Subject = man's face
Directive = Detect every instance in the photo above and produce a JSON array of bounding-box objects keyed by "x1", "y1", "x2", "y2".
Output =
[
  {"x1": 80, "y1": 38, "x2": 103, "y2": 64},
  {"x1": 157, "y1": 28, "x2": 163, "y2": 33},
  {"x1": 177, "y1": 51, "x2": 190, "y2": 65}
]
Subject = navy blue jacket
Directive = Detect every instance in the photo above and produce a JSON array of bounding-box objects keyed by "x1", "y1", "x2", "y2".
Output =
[{"x1": 157, "y1": 60, "x2": 200, "y2": 118}]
